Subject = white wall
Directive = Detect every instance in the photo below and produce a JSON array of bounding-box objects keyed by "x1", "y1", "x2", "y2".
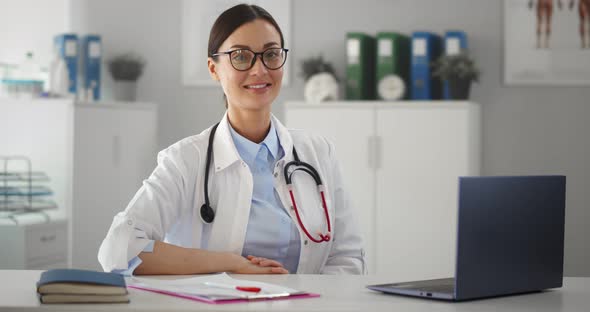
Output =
[
  {"x1": 67, "y1": 0, "x2": 590, "y2": 276},
  {"x1": 0, "y1": 0, "x2": 70, "y2": 67}
]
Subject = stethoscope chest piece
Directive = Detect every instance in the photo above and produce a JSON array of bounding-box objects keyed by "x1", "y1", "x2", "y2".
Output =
[{"x1": 200, "y1": 204, "x2": 215, "y2": 224}]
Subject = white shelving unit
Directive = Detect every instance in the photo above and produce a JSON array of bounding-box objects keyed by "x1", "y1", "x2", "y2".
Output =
[
  {"x1": 285, "y1": 101, "x2": 481, "y2": 281},
  {"x1": 0, "y1": 99, "x2": 157, "y2": 270}
]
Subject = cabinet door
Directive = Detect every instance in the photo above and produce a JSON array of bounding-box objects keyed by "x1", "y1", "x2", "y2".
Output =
[
  {"x1": 115, "y1": 108, "x2": 158, "y2": 200},
  {"x1": 72, "y1": 105, "x2": 157, "y2": 270},
  {"x1": 284, "y1": 105, "x2": 376, "y2": 272},
  {"x1": 26, "y1": 220, "x2": 68, "y2": 268},
  {"x1": 375, "y1": 104, "x2": 477, "y2": 280}
]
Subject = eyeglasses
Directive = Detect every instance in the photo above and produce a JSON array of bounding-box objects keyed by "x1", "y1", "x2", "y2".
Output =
[{"x1": 212, "y1": 48, "x2": 289, "y2": 71}]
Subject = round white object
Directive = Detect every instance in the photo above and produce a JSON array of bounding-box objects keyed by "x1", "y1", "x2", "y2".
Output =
[
  {"x1": 377, "y1": 74, "x2": 405, "y2": 100},
  {"x1": 304, "y1": 72, "x2": 339, "y2": 104}
]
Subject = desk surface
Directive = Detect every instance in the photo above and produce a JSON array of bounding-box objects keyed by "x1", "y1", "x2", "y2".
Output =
[{"x1": 0, "y1": 270, "x2": 587, "y2": 312}]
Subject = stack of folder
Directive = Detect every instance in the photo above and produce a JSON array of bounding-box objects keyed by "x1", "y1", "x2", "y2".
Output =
[
  {"x1": 344, "y1": 30, "x2": 469, "y2": 101},
  {"x1": 346, "y1": 32, "x2": 376, "y2": 100},
  {"x1": 376, "y1": 32, "x2": 411, "y2": 100},
  {"x1": 37, "y1": 269, "x2": 129, "y2": 304},
  {"x1": 410, "y1": 31, "x2": 443, "y2": 100},
  {"x1": 442, "y1": 31, "x2": 468, "y2": 99}
]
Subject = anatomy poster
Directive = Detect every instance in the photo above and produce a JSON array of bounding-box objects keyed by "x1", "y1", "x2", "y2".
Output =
[{"x1": 504, "y1": 0, "x2": 590, "y2": 85}]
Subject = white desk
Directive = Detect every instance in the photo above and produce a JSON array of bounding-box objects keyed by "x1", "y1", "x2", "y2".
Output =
[{"x1": 0, "y1": 270, "x2": 587, "y2": 312}]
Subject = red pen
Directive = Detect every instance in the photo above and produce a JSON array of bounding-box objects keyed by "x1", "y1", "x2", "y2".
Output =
[{"x1": 235, "y1": 286, "x2": 262, "y2": 293}]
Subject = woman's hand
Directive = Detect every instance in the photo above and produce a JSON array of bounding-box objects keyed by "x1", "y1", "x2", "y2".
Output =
[
  {"x1": 246, "y1": 255, "x2": 288, "y2": 269},
  {"x1": 229, "y1": 254, "x2": 289, "y2": 274}
]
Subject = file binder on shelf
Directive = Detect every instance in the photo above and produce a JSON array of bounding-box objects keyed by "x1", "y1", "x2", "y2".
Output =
[
  {"x1": 376, "y1": 32, "x2": 411, "y2": 100},
  {"x1": 81, "y1": 35, "x2": 101, "y2": 101},
  {"x1": 443, "y1": 31, "x2": 468, "y2": 99},
  {"x1": 410, "y1": 32, "x2": 442, "y2": 100},
  {"x1": 346, "y1": 33, "x2": 376, "y2": 100},
  {"x1": 54, "y1": 33, "x2": 78, "y2": 95}
]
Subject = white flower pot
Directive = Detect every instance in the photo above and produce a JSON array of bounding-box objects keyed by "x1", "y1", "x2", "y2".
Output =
[
  {"x1": 113, "y1": 81, "x2": 137, "y2": 102},
  {"x1": 304, "y1": 73, "x2": 339, "y2": 103}
]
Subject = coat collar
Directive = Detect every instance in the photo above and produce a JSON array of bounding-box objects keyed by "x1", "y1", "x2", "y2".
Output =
[
  {"x1": 272, "y1": 114, "x2": 294, "y2": 163},
  {"x1": 213, "y1": 112, "x2": 294, "y2": 172}
]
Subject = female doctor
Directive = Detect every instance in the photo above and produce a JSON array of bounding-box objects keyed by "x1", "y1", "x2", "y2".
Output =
[{"x1": 98, "y1": 4, "x2": 365, "y2": 275}]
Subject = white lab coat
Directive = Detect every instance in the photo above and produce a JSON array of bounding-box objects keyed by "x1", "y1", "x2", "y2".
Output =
[{"x1": 98, "y1": 113, "x2": 365, "y2": 274}]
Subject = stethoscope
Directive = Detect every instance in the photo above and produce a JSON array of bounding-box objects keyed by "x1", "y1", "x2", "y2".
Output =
[{"x1": 200, "y1": 122, "x2": 332, "y2": 243}]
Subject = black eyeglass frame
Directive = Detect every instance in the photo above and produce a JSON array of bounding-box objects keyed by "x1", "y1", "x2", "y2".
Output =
[{"x1": 212, "y1": 48, "x2": 289, "y2": 71}]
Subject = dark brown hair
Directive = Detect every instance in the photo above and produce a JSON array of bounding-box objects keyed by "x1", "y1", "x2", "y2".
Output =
[
  {"x1": 208, "y1": 4, "x2": 285, "y2": 60},
  {"x1": 208, "y1": 4, "x2": 285, "y2": 108}
]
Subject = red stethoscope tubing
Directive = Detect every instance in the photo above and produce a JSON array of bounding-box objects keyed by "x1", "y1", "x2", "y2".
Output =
[
  {"x1": 287, "y1": 185, "x2": 332, "y2": 243},
  {"x1": 284, "y1": 148, "x2": 332, "y2": 243}
]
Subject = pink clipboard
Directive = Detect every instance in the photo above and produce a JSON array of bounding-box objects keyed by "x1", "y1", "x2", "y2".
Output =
[{"x1": 129, "y1": 285, "x2": 320, "y2": 304}]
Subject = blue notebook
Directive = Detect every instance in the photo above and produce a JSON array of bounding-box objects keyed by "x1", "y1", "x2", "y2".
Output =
[
  {"x1": 37, "y1": 269, "x2": 129, "y2": 303},
  {"x1": 38, "y1": 269, "x2": 126, "y2": 289}
]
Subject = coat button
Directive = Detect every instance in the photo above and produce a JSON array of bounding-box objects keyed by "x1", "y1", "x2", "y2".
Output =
[
  {"x1": 304, "y1": 240, "x2": 308, "y2": 245},
  {"x1": 274, "y1": 172, "x2": 278, "y2": 178},
  {"x1": 127, "y1": 220, "x2": 133, "y2": 225}
]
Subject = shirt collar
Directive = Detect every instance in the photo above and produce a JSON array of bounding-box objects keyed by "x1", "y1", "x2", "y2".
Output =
[
  {"x1": 213, "y1": 112, "x2": 293, "y2": 172},
  {"x1": 228, "y1": 118, "x2": 280, "y2": 166}
]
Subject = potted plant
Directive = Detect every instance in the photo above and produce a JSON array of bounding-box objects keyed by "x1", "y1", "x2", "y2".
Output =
[
  {"x1": 107, "y1": 53, "x2": 146, "y2": 101},
  {"x1": 432, "y1": 52, "x2": 480, "y2": 100},
  {"x1": 299, "y1": 55, "x2": 339, "y2": 103}
]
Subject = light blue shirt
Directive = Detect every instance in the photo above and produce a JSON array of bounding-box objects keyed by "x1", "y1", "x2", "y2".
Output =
[
  {"x1": 114, "y1": 120, "x2": 300, "y2": 275},
  {"x1": 229, "y1": 120, "x2": 301, "y2": 274}
]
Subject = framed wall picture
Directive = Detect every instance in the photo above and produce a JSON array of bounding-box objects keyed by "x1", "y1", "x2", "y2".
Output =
[
  {"x1": 504, "y1": 0, "x2": 590, "y2": 85},
  {"x1": 181, "y1": 0, "x2": 292, "y2": 86}
]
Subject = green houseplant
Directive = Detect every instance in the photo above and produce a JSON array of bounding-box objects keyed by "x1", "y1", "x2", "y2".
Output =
[
  {"x1": 432, "y1": 52, "x2": 480, "y2": 100},
  {"x1": 107, "y1": 53, "x2": 146, "y2": 101},
  {"x1": 300, "y1": 55, "x2": 338, "y2": 82}
]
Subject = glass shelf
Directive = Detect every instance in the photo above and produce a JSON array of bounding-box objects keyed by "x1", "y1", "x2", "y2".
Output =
[
  {"x1": 0, "y1": 186, "x2": 53, "y2": 196},
  {"x1": 0, "y1": 171, "x2": 50, "y2": 182},
  {"x1": 1, "y1": 156, "x2": 57, "y2": 215},
  {"x1": 0, "y1": 198, "x2": 57, "y2": 211}
]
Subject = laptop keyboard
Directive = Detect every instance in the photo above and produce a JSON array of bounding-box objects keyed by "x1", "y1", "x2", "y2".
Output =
[
  {"x1": 417, "y1": 284, "x2": 454, "y2": 293},
  {"x1": 388, "y1": 278, "x2": 455, "y2": 294}
]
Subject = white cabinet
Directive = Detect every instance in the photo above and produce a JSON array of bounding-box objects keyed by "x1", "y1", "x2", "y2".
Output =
[
  {"x1": 0, "y1": 99, "x2": 157, "y2": 270},
  {"x1": 285, "y1": 101, "x2": 480, "y2": 281},
  {"x1": 0, "y1": 217, "x2": 68, "y2": 269},
  {"x1": 72, "y1": 103, "x2": 157, "y2": 271}
]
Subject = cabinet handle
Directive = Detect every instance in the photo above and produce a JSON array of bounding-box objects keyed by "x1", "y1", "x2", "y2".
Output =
[
  {"x1": 40, "y1": 234, "x2": 56, "y2": 243},
  {"x1": 368, "y1": 136, "x2": 375, "y2": 170},
  {"x1": 375, "y1": 135, "x2": 382, "y2": 170},
  {"x1": 368, "y1": 136, "x2": 382, "y2": 170}
]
